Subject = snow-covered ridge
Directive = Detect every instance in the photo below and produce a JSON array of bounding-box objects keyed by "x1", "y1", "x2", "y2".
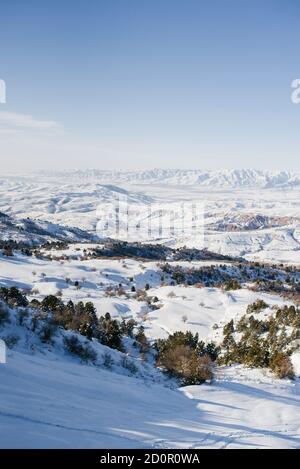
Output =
[
  {"x1": 33, "y1": 168, "x2": 300, "y2": 188},
  {"x1": 0, "y1": 212, "x2": 96, "y2": 245}
]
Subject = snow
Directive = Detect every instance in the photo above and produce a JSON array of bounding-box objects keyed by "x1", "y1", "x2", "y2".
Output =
[
  {"x1": 181, "y1": 366, "x2": 300, "y2": 449},
  {"x1": 0, "y1": 249, "x2": 299, "y2": 448},
  {"x1": 10, "y1": 168, "x2": 300, "y2": 188},
  {"x1": 0, "y1": 251, "x2": 293, "y2": 342},
  {"x1": 1, "y1": 171, "x2": 300, "y2": 262},
  {"x1": 1, "y1": 169, "x2": 300, "y2": 448},
  {"x1": 143, "y1": 285, "x2": 291, "y2": 342},
  {"x1": 0, "y1": 247, "x2": 300, "y2": 448},
  {"x1": 1, "y1": 347, "x2": 299, "y2": 448}
]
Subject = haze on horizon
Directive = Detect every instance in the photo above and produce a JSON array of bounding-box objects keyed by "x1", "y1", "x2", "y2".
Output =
[{"x1": 1, "y1": 0, "x2": 300, "y2": 172}]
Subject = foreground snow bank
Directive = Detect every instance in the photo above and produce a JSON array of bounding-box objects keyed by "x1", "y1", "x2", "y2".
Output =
[{"x1": 0, "y1": 348, "x2": 299, "y2": 448}]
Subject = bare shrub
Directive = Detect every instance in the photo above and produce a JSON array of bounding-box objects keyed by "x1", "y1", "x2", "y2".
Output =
[
  {"x1": 63, "y1": 335, "x2": 97, "y2": 362},
  {"x1": 157, "y1": 344, "x2": 213, "y2": 385},
  {"x1": 103, "y1": 352, "x2": 114, "y2": 369},
  {"x1": 0, "y1": 307, "x2": 10, "y2": 326},
  {"x1": 269, "y1": 353, "x2": 294, "y2": 379},
  {"x1": 167, "y1": 291, "x2": 176, "y2": 298},
  {"x1": 39, "y1": 323, "x2": 57, "y2": 343},
  {"x1": 104, "y1": 286, "x2": 115, "y2": 297},
  {"x1": 141, "y1": 312, "x2": 149, "y2": 322},
  {"x1": 134, "y1": 289, "x2": 148, "y2": 302},
  {"x1": 2, "y1": 333, "x2": 19, "y2": 349},
  {"x1": 16, "y1": 309, "x2": 29, "y2": 326},
  {"x1": 120, "y1": 356, "x2": 138, "y2": 374}
]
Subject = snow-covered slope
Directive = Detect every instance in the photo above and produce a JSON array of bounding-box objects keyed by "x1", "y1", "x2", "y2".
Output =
[
  {"x1": 1, "y1": 286, "x2": 299, "y2": 449},
  {"x1": 0, "y1": 212, "x2": 96, "y2": 245},
  {"x1": 1, "y1": 241, "x2": 300, "y2": 448},
  {"x1": 2, "y1": 347, "x2": 299, "y2": 449},
  {"x1": 0, "y1": 249, "x2": 293, "y2": 340},
  {"x1": 0, "y1": 177, "x2": 153, "y2": 232}
]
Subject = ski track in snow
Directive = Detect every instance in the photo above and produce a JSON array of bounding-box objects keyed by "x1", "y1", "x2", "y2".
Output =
[{"x1": 1, "y1": 350, "x2": 300, "y2": 449}]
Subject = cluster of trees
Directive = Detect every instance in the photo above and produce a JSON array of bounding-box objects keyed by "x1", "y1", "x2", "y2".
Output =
[
  {"x1": 2, "y1": 245, "x2": 14, "y2": 256},
  {"x1": 43, "y1": 241, "x2": 68, "y2": 251},
  {"x1": 0, "y1": 239, "x2": 31, "y2": 254},
  {"x1": 155, "y1": 331, "x2": 220, "y2": 385},
  {"x1": 223, "y1": 279, "x2": 241, "y2": 291},
  {"x1": 0, "y1": 286, "x2": 28, "y2": 307},
  {"x1": 0, "y1": 287, "x2": 150, "y2": 356},
  {"x1": 105, "y1": 285, "x2": 127, "y2": 298},
  {"x1": 104, "y1": 284, "x2": 161, "y2": 310},
  {"x1": 132, "y1": 288, "x2": 160, "y2": 310},
  {"x1": 2, "y1": 284, "x2": 299, "y2": 382},
  {"x1": 159, "y1": 261, "x2": 300, "y2": 292},
  {"x1": 37, "y1": 296, "x2": 149, "y2": 353},
  {"x1": 251, "y1": 279, "x2": 300, "y2": 305},
  {"x1": 219, "y1": 303, "x2": 299, "y2": 378},
  {"x1": 246, "y1": 299, "x2": 269, "y2": 314}
]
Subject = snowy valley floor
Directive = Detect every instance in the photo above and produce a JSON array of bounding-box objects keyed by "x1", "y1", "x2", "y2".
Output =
[{"x1": 1, "y1": 349, "x2": 299, "y2": 449}]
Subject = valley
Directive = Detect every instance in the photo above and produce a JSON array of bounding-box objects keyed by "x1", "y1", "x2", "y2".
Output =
[{"x1": 0, "y1": 169, "x2": 300, "y2": 449}]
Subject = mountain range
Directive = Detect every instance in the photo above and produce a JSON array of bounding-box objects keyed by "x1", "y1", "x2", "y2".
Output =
[{"x1": 34, "y1": 168, "x2": 300, "y2": 189}]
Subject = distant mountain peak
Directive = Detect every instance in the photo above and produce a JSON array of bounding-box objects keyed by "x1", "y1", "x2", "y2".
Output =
[{"x1": 34, "y1": 168, "x2": 300, "y2": 189}]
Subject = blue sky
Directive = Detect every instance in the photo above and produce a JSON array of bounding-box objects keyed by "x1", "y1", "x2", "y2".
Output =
[{"x1": 1, "y1": 0, "x2": 300, "y2": 171}]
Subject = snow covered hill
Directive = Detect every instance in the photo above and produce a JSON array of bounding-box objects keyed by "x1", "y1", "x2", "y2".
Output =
[
  {"x1": 0, "y1": 176, "x2": 153, "y2": 232},
  {"x1": 0, "y1": 212, "x2": 96, "y2": 245}
]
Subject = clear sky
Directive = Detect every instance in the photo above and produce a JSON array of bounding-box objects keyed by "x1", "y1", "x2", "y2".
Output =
[{"x1": 1, "y1": 0, "x2": 300, "y2": 171}]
